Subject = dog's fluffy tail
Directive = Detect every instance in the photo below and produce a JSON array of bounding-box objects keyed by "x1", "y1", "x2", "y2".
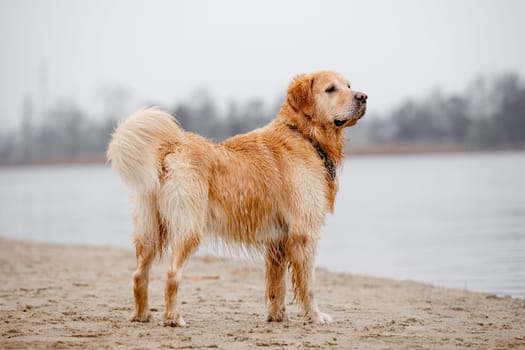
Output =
[{"x1": 107, "y1": 107, "x2": 186, "y2": 193}]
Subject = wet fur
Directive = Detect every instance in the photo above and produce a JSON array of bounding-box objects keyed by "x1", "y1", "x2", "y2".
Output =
[{"x1": 107, "y1": 70, "x2": 366, "y2": 326}]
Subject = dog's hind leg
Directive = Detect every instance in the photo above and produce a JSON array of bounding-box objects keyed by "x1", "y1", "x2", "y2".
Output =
[
  {"x1": 132, "y1": 240, "x2": 155, "y2": 322},
  {"x1": 163, "y1": 232, "x2": 201, "y2": 327},
  {"x1": 286, "y1": 229, "x2": 332, "y2": 324},
  {"x1": 131, "y1": 193, "x2": 159, "y2": 322},
  {"x1": 265, "y1": 241, "x2": 287, "y2": 322},
  {"x1": 157, "y1": 155, "x2": 207, "y2": 327}
]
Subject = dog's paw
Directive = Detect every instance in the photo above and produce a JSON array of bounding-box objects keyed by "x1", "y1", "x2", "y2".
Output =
[
  {"x1": 267, "y1": 305, "x2": 287, "y2": 322},
  {"x1": 308, "y1": 311, "x2": 333, "y2": 324},
  {"x1": 163, "y1": 314, "x2": 186, "y2": 327},
  {"x1": 131, "y1": 312, "x2": 152, "y2": 323},
  {"x1": 267, "y1": 311, "x2": 288, "y2": 322}
]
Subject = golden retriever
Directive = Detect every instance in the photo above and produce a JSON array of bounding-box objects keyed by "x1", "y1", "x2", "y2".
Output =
[{"x1": 107, "y1": 70, "x2": 367, "y2": 326}]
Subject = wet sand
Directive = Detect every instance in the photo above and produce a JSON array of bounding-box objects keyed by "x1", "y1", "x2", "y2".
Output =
[{"x1": 1, "y1": 238, "x2": 524, "y2": 349}]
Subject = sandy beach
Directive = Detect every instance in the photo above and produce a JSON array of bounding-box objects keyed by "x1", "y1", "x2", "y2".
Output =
[{"x1": 1, "y1": 238, "x2": 524, "y2": 349}]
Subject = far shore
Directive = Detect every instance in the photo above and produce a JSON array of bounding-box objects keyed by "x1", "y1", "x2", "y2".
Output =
[
  {"x1": 1, "y1": 238, "x2": 524, "y2": 349},
  {"x1": 1, "y1": 145, "x2": 524, "y2": 168}
]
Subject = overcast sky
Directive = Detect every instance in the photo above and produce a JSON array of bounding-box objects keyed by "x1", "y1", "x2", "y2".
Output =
[{"x1": 1, "y1": 0, "x2": 524, "y2": 130}]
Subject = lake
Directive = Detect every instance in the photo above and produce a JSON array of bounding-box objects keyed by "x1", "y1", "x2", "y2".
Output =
[{"x1": 1, "y1": 151, "x2": 524, "y2": 298}]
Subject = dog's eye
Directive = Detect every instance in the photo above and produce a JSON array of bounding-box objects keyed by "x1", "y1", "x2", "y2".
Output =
[
  {"x1": 325, "y1": 86, "x2": 336, "y2": 93},
  {"x1": 347, "y1": 84, "x2": 351, "y2": 89}
]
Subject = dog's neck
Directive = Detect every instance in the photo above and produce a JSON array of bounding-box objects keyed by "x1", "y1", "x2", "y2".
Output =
[
  {"x1": 278, "y1": 105, "x2": 345, "y2": 181},
  {"x1": 280, "y1": 120, "x2": 337, "y2": 181}
]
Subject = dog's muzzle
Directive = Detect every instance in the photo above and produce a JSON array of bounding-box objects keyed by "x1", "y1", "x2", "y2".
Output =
[{"x1": 334, "y1": 92, "x2": 368, "y2": 127}]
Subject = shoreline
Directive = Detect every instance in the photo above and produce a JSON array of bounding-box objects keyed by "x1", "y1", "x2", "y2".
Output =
[
  {"x1": 2, "y1": 236, "x2": 520, "y2": 299},
  {"x1": 1, "y1": 238, "x2": 524, "y2": 349}
]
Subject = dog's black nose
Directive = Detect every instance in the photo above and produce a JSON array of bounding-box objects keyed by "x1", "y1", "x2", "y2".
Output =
[{"x1": 355, "y1": 92, "x2": 368, "y2": 103}]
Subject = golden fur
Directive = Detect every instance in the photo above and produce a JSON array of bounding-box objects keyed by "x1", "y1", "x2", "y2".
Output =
[{"x1": 107, "y1": 70, "x2": 367, "y2": 326}]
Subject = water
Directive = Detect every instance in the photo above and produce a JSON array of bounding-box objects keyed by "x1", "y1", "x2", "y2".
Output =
[
  {"x1": 320, "y1": 151, "x2": 525, "y2": 298},
  {"x1": 0, "y1": 164, "x2": 133, "y2": 247},
  {"x1": 1, "y1": 152, "x2": 524, "y2": 298}
]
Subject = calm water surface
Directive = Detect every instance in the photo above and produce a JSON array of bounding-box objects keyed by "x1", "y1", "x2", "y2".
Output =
[{"x1": 1, "y1": 152, "x2": 524, "y2": 297}]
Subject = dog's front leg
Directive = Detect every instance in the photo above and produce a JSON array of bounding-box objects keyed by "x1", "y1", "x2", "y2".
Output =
[
  {"x1": 265, "y1": 242, "x2": 287, "y2": 322},
  {"x1": 286, "y1": 232, "x2": 332, "y2": 324}
]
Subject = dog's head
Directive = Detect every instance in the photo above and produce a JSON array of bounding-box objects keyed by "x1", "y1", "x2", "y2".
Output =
[{"x1": 286, "y1": 71, "x2": 367, "y2": 128}]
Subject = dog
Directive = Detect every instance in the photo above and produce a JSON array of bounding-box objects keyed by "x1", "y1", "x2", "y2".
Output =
[{"x1": 107, "y1": 70, "x2": 367, "y2": 326}]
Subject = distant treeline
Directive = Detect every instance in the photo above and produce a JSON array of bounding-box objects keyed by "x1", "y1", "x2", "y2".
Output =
[
  {"x1": 361, "y1": 72, "x2": 525, "y2": 148},
  {"x1": 1, "y1": 72, "x2": 524, "y2": 165}
]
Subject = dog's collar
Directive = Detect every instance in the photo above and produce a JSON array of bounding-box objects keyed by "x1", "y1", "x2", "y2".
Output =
[{"x1": 280, "y1": 120, "x2": 336, "y2": 181}]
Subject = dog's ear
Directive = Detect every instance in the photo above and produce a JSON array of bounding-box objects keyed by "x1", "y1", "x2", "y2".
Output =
[{"x1": 287, "y1": 74, "x2": 314, "y2": 117}]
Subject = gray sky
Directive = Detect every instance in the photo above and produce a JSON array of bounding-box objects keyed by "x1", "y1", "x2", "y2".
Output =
[{"x1": 1, "y1": 0, "x2": 524, "y2": 130}]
